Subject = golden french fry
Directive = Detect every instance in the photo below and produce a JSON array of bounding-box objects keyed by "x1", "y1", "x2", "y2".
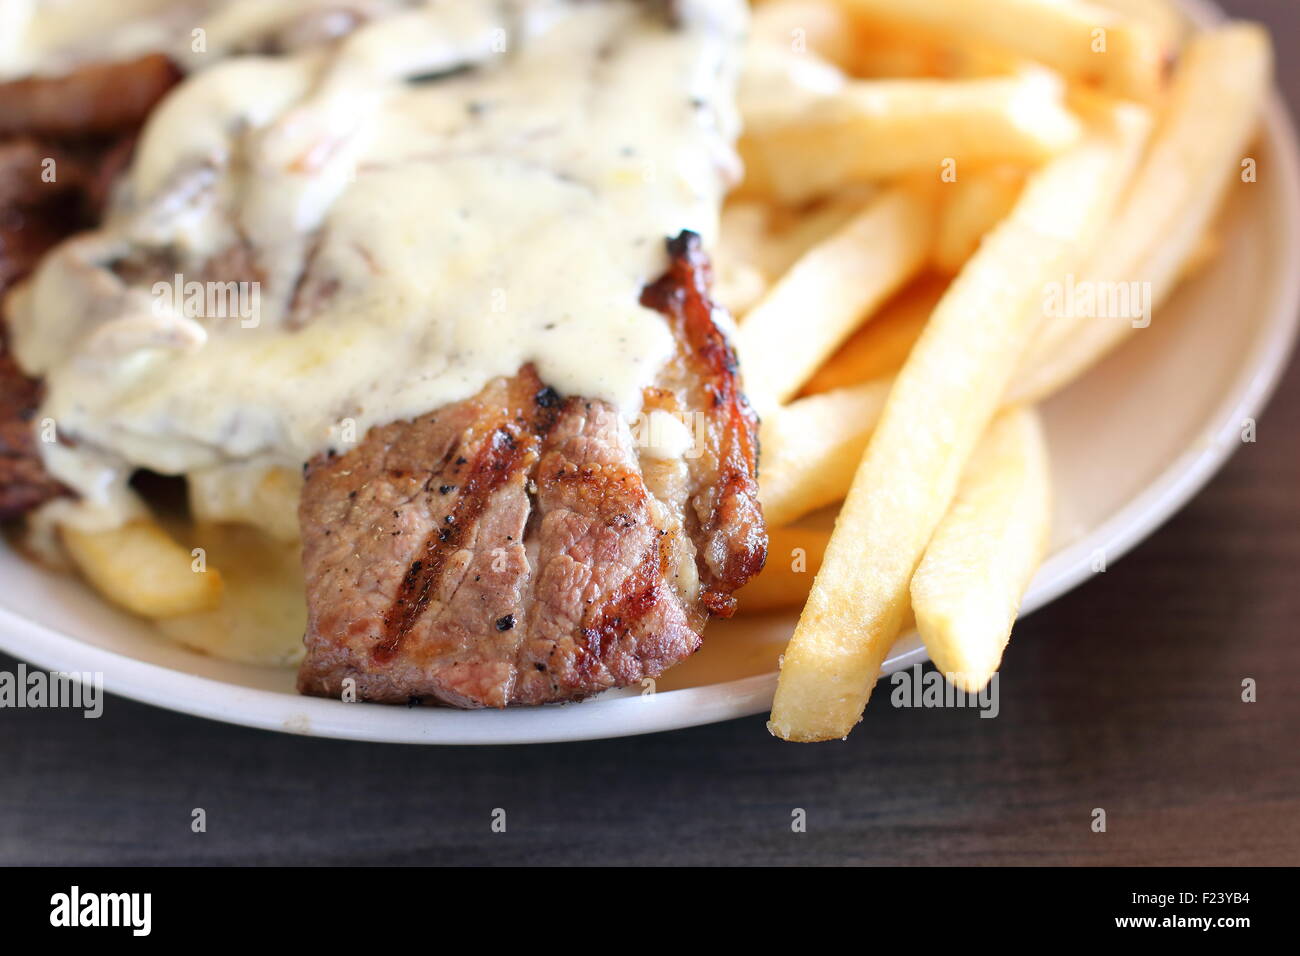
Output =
[
  {"x1": 734, "y1": 526, "x2": 832, "y2": 615},
  {"x1": 761, "y1": 186, "x2": 880, "y2": 271},
  {"x1": 932, "y1": 165, "x2": 1026, "y2": 274},
  {"x1": 739, "y1": 69, "x2": 1080, "y2": 204},
  {"x1": 850, "y1": 20, "x2": 1026, "y2": 79},
  {"x1": 1091, "y1": 0, "x2": 1189, "y2": 55},
  {"x1": 737, "y1": 185, "x2": 934, "y2": 407},
  {"x1": 750, "y1": 0, "x2": 862, "y2": 70},
  {"x1": 851, "y1": 22, "x2": 951, "y2": 78},
  {"x1": 713, "y1": 260, "x2": 768, "y2": 317},
  {"x1": 769, "y1": 106, "x2": 1149, "y2": 742},
  {"x1": 714, "y1": 204, "x2": 775, "y2": 315},
  {"x1": 714, "y1": 188, "x2": 879, "y2": 314},
  {"x1": 801, "y1": 273, "x2": 947, "y2": 395},
  {"x1": 1009, "y1": 24, "x2": 1272, "y2": 404},
  {"x1": 911, "y1": 407, "x2": 1051, "y2": 693},
  {"x1": 155, "y1": 522, "x2": 306, "y2": 666},
  {"x1": 758, "y1": 379, "x2": 891, "y2": 529},
  {"x1": 62, "y1": 518, "x2": 224, "y2": 619},
  {"x1": 187, "y1": 464, "x2": 302, "y2": 543},
  {"x1": 837, "y1": 0, "x2": 1168, "y2": 100},
  {"x1": 1177, "y1": 229, "x2": 1221, "y2": 284}
]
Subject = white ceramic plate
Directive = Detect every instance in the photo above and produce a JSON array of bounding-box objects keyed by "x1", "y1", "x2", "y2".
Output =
[{"x1": 2, "y1": 2, "x2": 1298, "y2": 744}]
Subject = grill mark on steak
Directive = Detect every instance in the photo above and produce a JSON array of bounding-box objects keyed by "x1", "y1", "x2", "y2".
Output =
[
  {"x1": 379, "y1": 367, "x2": 561, "y2": 663},
  {"x1": 297, "y1": 232, "x2": 767, "y2": 707},
  {"x1": 575, "y1": 534, "x2": 668, "y2": 681}
]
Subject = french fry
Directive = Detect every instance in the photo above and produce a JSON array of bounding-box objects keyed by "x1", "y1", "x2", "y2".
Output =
[
  {"x1": 714, "y1": 188, "x2": 879, "y2": 315},
  {"x1": 769, "y1": 106, "x2": 1149, "y2": 742},
  {"x1": 62, "y1": 518, "x2": 224, "y2": 618},
  {"x1": 1008, "y1": 24, "x2": 1272, "y2": 404},
  {"x1": 739, "y1": 68, "x2": 1080, "y2": 204},
  {"x1": 187, "y1": 464, "x2": 302, "y2": 543},
  {"x1": 837, "y1": 0, "x2": 1167, "y2": 100},
  {"x1": 155, "y1": 522, "x2": 306, "y2": 666},
  {"x1": 737, "y1": 185, "x2": 934, "y2": 407},
  {"x1": 714, "y1": 260, "x2": 768, "y2": 317},
  {"x1": 736, "y1": 37, "x2": 851, "y2": 142},
  {"x1": 801, "y1": 273, "x2": 946, "y2": 395},
  {"x1": 852, "y1": 8, "x2": 1034, "y2": 79},
  {"x1": 1177, "y1": 229, "x2": 1221, "y2": 284},
  {"x1": 910, "y1": 407, "x2": 1051, "y2": 693},
  {"x1": 1091, "y1": 0, "x2": 1189, "y2": 56},
  {"x1": 850, "y1": 21, "x2": 1026, "y2": 79},
  {"x1": 932, "y1": 165, "x2": 1026, "y2": 274},
  {"x1": 750, "y1": 0, "x2": 862, "y2": 71},
  {"x1": 761, "y1": 186, "x2": 880, "y2": 272},
  {"x1": 851, "y1": 22, "x2": 952, "y2": 78},
  {"x1": 734, "y1": 526, "x2": 832, "y2": 615},
  {"x1": 758, "y1": 379, "x2": 890, "y2": 528}
]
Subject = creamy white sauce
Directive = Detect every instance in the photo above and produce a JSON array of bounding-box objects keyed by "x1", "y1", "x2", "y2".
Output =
[
  {"x1": 0, "y1": 0, "x2": 425, "y2": 78},
  {"x1": 0, "y1": 0, "x2": 193, "y2": 79},
  {"x1": 7, "y1": 0, "x2": 747, "y2": 529}
]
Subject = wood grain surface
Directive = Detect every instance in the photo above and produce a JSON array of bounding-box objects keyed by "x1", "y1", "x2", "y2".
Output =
[{"x1": 0, "y1": 0, "x2": 1297, "y2": 866}]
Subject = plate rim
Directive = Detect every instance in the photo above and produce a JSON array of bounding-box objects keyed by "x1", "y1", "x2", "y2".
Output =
[{"x1": 1, "y1": 12, "x2": 1297, "y2": 745}]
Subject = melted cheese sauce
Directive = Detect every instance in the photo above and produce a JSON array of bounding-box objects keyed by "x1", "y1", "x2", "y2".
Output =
[
  {"x1": 7, "y1": 0, "x2": 747, "y2": 530},
  {"x1": 0, "y1": 0, "x2": 425, "y2": 78}
]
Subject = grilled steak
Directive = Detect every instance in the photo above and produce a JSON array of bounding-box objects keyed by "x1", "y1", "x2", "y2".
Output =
[
  {"x1": 0, "y1": 54, "x2": 181, "y2": 139},
  {"x1": 297, "y1": 232, "x2": 766, "y2": 706},
  {"x1": 0, "y1": 347, "x2": 64, "y2": 519}
]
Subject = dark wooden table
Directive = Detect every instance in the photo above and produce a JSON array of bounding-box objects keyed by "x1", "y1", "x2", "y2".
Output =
[{"x1": 2, "y1": 0, "x2": 1297, "y2": 866}]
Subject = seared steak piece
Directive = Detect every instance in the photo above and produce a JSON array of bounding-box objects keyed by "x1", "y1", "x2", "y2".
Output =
[
  {"x1": 0, "y1": 347, "x2": 64, "y2": 519},
  {"x1": 0, "y1": 55, "x2": 181, "y2": 519},
  {"x1": 0, "y1": 54, "x2": 181, "y2": 138},
  {"x1": 298, "y1": 232, "x2": 766, "y2": 707}
]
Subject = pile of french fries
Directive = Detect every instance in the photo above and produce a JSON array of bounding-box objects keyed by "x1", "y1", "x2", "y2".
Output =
[{"x1": 726, "y1": 0, "x2": 1273, "y2": 740}]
